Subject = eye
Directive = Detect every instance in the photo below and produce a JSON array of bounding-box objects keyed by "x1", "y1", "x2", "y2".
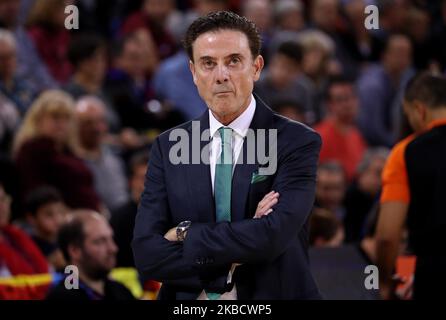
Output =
[
  {"x1": 229, "y1": 57, "x2": 241, "y2": 65},
  {"x1": 203, "y1": 60, "x2": 215, "y2": 68}
]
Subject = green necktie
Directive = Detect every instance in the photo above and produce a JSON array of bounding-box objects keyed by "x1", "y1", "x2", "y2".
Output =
[
  {"x1": 207, "y1": 127, "x2": 233, "y2": 300},
  {"x1": 215, "y1": 127, "x2": 233, "y2": 222}
]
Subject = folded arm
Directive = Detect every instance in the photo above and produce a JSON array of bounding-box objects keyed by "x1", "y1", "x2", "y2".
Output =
[{"x1": 182, "y1": 131, "x2": 321, "y2": 267}]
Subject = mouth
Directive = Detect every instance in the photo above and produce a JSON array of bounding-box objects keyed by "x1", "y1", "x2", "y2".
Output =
[{"x1": 215, "y1": 91, "x2": 232, "y2": 95}]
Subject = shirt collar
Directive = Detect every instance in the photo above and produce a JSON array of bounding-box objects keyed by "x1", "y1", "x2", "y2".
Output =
[
  {"x1": 427, "y1": 118, "x2": 446, "y2": 130},
  {"x1": 209, "y1": 94, "x2": 256, "y2": 138}
]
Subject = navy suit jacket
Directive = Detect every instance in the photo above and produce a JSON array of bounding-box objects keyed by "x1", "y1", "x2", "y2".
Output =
[{"x1": 132, "y1": 96, "x2": 322, "y2": 300}]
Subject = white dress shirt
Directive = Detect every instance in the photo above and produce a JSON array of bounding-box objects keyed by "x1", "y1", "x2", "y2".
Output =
[{"x1": 197, "y1": 95, "x2": 256, "y2": 300}]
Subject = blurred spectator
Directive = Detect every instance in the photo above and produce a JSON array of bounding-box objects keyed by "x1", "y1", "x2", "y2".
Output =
[
  {"x1": 153, "y1": 50, "x2": 207, "y2": 121},
  {"x1": 65, "y1": 33, "x2": 120, "y2": 132},
  {"x1": 375, "y1": 0, "x2": 410, "y2": 39},
  {"x1": 110, "y1": 151, "x2": 148, "y2": 267},
  {"x1": 430, "y1": 0, "x2": 446, "y2": 71},
  {"x1": 0, "y1": 0, "x2": 58, "y2": 93},
  {"x1": 341, "y1": 0, "x2": 384, "y2": 64},
  {"x1": 357, "y1": 34, "x2": 415, "y2": 147},
  {"x1": 243, "y1": 0, "x2": 274, "y2": 62},
  {"x1": 343, "y1": 148, "x2": 389, "y2": 243},
  {"x1": 13, "y1": 90, "x2": 101, "y2": 212},
  {"x1": 106, "y1": 34, "x2": 156, "y2": 131},
  {"x1": 271, "y1": 99, "x2": 306, "y2": 123},
  {"x1": 405, "y1": 6, "x2": 432, "y2": 70},
  {"x1": 255, "y1": 41, "x2": 311, "y2": 116},
  {"x1": 46, "y1": 210, "x2": 135, "y2": 300},
  {"x1": 0, "y1": 29, "x2": 36, "y2": 115},
  {"x1": 0, "y1": 182, "x2": 49, "y2": 276},
  {"x1": 106, "y1": 34, "x2": 184, "y2": 132},
  {"x1": 274, "y1": 0, "x2": 305, "y2": 33},
  {"x1": 315, "y1": 161, "x2": 346, "y2": 220},
  {"x1": 169, "y1": 0, "x2": 229, "y2": 45},
  {"x1": 310, "y1": 0, "x2": 358, "y2": 76},
  {"x1": 75, "y1": 96, "x2": 129, "y2": 212},
  {"x1": 17, "y1": 0, "x2": 34, "y2": 26},
  {"x1": 25, "y1": 186, "x2": 68, "y2": 271},
  {"x1": 120, "y1": 0, "x2": 177, "y2": 60},
  {"x1": 298, "y1": 29, "x2": 337, "y2": 124},
  {"x1": 74, "y1": 0, "x2": 128, "y2": 38},
  {"x1": 26, "y1": 0, "x2": 72, "y2": 84},
  {"x1": 0, "y1": 92, "x2": 19, "y2": 155},
  {"x1": 309, "y1": 208, "x2": 344, "y2": 247},
  {"x1": 315, "y1": 76, "x2": 367, "y2": 181},
  {"x1": 311, "y1": 0, "x2": 340, "y2": 34}
]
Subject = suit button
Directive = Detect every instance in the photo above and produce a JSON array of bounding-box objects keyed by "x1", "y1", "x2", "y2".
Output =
[
  {"x1": 195, "y1": 258, "x2": 204, "y2": 265},
  {"x1": 206, "y1": 258, "x2": 214, "y2": 264}
]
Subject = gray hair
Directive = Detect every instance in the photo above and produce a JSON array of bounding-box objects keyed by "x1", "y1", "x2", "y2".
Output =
[{"x1": 75, "y1": 95, "x2": 107, "y2": 113}]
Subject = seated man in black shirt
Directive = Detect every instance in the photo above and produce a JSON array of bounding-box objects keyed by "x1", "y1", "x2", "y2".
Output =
[{"x1": 46, "y1": 210, "x2": 134, "y2": 300}]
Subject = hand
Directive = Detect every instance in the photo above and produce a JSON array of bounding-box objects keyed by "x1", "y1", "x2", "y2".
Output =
[
  {"x1": 120, "y1": 128, "x2": 144, "y2": 149},
  {"x1": 380, "y1": 275, "x2": 406, "y2": 300},
  {"x1": 164, "y1": 227, "x2": 178, "y2": 242},
  {"x1": 254, "y1": 191, "x2": 279, "y2": 219},
  {"x1": 395, "y1": 275, "x2": 414, "y2": 300}
]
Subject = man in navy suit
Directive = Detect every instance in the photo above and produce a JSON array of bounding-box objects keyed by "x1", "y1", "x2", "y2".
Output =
[{"x1": 132, "y1": 11, "x2": 322, "y2": 300}]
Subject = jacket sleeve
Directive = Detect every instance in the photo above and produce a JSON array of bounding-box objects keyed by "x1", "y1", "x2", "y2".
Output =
[
  {"x1": 132, "y1": 138, "x2": 231, "y2": 292},
  {"x1": 182, "y1": 130, "x2": 321, "y2": 267}
]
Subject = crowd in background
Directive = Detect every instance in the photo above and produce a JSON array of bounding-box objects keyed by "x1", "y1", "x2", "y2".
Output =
[{"x1": 1, "y1": 0, "x2": 446, "y2": 300}]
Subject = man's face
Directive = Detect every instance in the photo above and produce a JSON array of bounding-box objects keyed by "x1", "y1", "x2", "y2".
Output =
[
  {"x1": 316, "y1": 169, "x2": 346, "y2": 211},
  {"x1": 117, "y1": 40, "x2": 147, "y2": 79},
  {"x1": 243, "y1": 0, "x2": 272, "y2": 33},
  {"x1": 312, "y1": 0, "x2": 339, "y2": 31},
  {"x1": 328, "y1": 83, "x2": 358, "y2": 124},
  {"x1": 76, "y1": 103, "x2": 108, "y2": 150},
  {"x1": 144, "y1": 0, "x2": 173, "y2": 23},
  {"x1": 280, "y1": 9, "x2": 305, "y2": 32},
  {"x1": 384, "y1": 36, "x2": 412, "y2": 75},
  {"x1": 0, "y1": 40, "x2": 16, "y2": 80},
  {"x1": 189, "y1": 30, "x2": 264, "y2": 124},
  {"x1": 79, "y1": 217, "x2": 118, "y2": 279}
]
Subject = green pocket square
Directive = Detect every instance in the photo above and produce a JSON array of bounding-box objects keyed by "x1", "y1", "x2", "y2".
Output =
[{"x1": 251, "y1": 172, "x2": 269, "y2": 184}]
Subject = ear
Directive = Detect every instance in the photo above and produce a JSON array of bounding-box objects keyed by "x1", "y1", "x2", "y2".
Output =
[
  {"x1": 253, "y1": 55, "x2": 264, "y2": 82},
  {"x1": 189, "y1": 60, "x2": 198, "y2": 85},
  {"x1": 414, "y1": 101, "x2": 428, "y2": 122}
]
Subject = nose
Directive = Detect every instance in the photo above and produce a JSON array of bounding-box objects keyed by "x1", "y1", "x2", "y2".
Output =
[
  {"x1": 215, "y1": 64, "x2": 229, "y2": 84},
  {"x1": 109, "y1": 239, "x2": 118, "y2": 254}
]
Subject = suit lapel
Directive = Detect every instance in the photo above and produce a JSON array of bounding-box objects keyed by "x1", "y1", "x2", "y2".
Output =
[
  {"x1": 231, "y1": 95, "x2": 275, "y2": 222},
  {"x1": 231, "y1": 138, "x2": 257, "y2": 221}
]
